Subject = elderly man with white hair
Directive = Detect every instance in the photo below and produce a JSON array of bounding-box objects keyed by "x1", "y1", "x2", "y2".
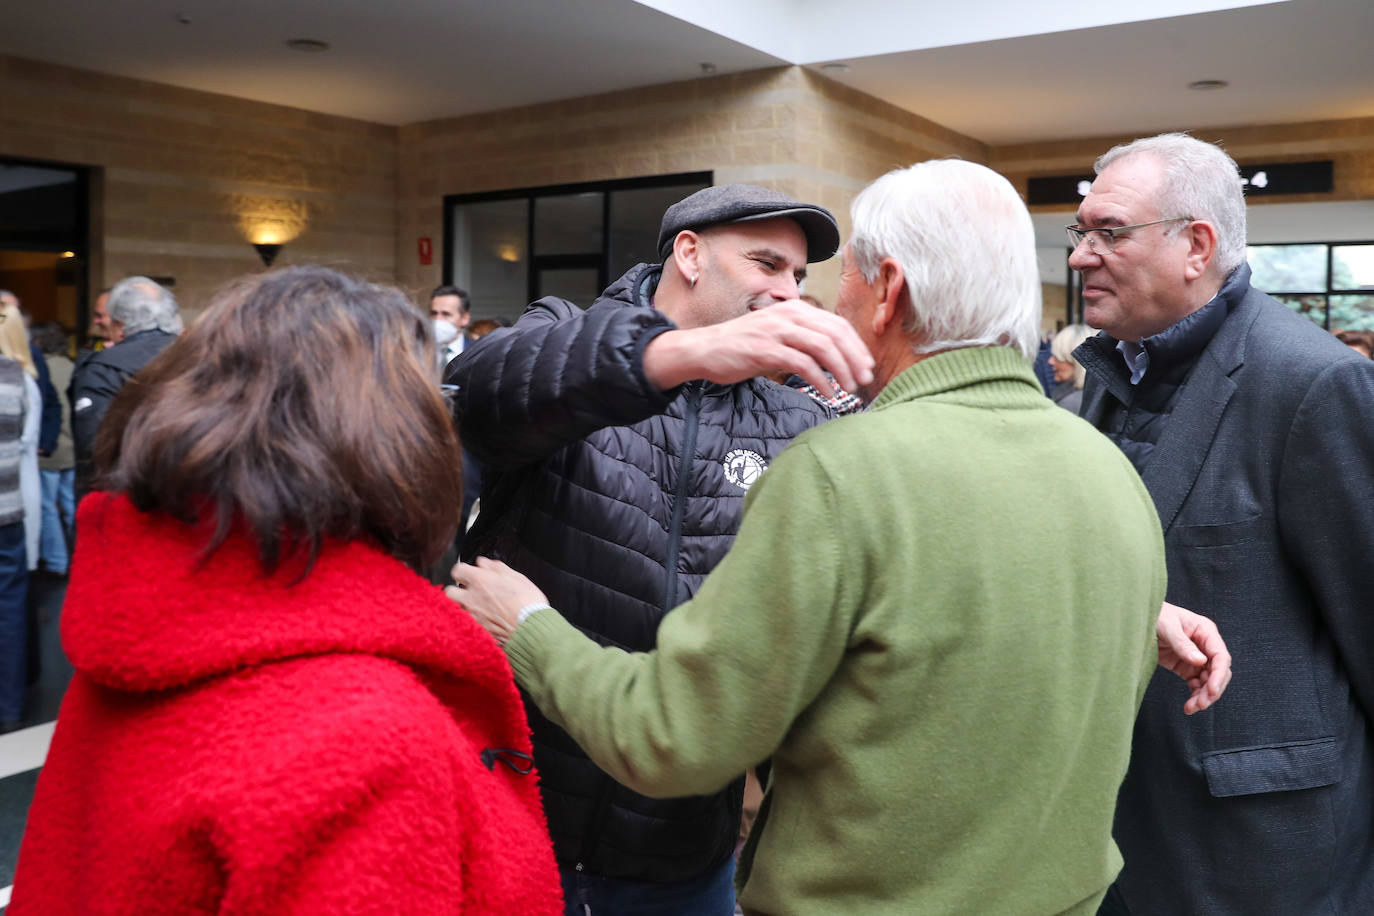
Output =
[
  {"x1": 71, "y1": 276, "x2": 182, "y2": 501},
  {"x1": 451, "y1": 160, "x2": 1197, "y2": 915}
]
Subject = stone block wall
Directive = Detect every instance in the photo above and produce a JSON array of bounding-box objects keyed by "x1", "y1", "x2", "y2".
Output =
[{"x1": 0, "y1": 55, "x2": 398, "y2": 321}]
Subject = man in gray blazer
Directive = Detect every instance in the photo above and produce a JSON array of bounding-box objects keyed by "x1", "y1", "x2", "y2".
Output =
[{"x1": 1071, "y1": 132, "x2": 1374, "y2": 915}]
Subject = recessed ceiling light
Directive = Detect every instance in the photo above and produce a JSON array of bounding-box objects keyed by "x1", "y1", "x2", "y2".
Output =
[
  {"x1": 1187, "y1": 79, "x2": 1229, "y2": 91},
  {"x1": 822, "y1": 62, "x2": 851, "y2": 73},
  {"x1": 285, "y1": 39, "x2": 330, "y2": 53},
  {"x1": 700, "y1": 62, "x2": 717, "y2": 75}
]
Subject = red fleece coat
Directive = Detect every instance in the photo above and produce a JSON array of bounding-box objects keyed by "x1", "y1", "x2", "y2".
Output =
[{"x1": 10, "y1": 494, "x2": 562, "y2": 915}]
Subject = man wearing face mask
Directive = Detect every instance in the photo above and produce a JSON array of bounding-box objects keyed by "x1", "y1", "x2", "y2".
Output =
[
  {"x1": 429, "y1": 285, "x2": 470, "y2": 371},
  {"x1": 426, "y1": 284, "x2": 482, "y2": 561}
]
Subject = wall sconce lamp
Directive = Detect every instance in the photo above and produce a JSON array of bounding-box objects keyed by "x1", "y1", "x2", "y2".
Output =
[
  {"x1": 253, "y1": 243, "x2": 283, "y2": 267},
  {"x1": 236, "y1": 204, "x2": 306, "y2": 268}
]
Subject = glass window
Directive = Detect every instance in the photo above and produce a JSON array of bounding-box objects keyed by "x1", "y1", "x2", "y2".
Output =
[
  {"x1": 1329, "y1": 295, "x2": 1374, "y2": 331},
  {"x1": 449, "y1": 198, "x2": 528, "y2": 320},
  {"x1": 445, "y1": 173, "x2": 711, "y2": 323},
  {"x1": 535, "y1": 267, "x2": 602, "y2": 308},
  {"x1": 1245, "y1": 242, "x2": 1374, "y2": 329},
  {"x1": 608, "y1": 181, "x2": 710, "y2": 278},
  {"x1": 1247, "y1": 244, "x2": 1327, "y2": 293},
  {"x1": 1333, "y1": 245, "x2": 1374, "y2": 290},
  {"x1": 534, "y1": 193, "x2": 603, "y2": 256}
]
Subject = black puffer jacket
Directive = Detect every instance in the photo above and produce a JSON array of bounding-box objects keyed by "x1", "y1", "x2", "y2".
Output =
[
  {"x1": 71, "y1": 329, "x2": 177, "y2": 501},
  {"x1": 448, "y1": 263, "x2": 829, "y2": 882}
]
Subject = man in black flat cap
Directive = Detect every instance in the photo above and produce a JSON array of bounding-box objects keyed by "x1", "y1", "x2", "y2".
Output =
[{"x1": 446, "y1": 184, "x2": 872, "y2": 915}]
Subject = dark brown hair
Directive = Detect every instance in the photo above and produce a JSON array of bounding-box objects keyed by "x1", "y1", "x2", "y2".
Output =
[
  {"x1": 95, "y1": 265, "x2": 462, "y2": 574},
  {"x1": 1335, "y1": 329, "x2": 1374, "y2": 358},
  {"x1": 465, "y1": 317, "x2": 507, "y2": 340}
]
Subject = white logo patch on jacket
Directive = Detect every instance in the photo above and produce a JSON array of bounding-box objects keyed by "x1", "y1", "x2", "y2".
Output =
[{"x1": 722, "y1": 449, "x2": 767, "y2": 490}]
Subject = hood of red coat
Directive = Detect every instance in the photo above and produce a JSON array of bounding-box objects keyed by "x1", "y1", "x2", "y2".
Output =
[{"x1": 64, "y1": 493, "x2": 514, "y2": 700}]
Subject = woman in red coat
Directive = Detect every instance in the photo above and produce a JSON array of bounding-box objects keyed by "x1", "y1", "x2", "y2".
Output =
[{"x1": 9, "y1": 266, "x2": 562, "y2": 915}]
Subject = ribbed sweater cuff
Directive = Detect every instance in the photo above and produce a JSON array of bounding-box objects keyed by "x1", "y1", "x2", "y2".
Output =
[{"x1": 503, "y1": 606, "x2": 573, "y2": 686}]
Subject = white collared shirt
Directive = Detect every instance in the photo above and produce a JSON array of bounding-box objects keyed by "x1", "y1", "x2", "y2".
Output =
[
  {"x1": 1115, "y1": 338, "x2": 1150, "y2": 385},
  {"x1": 439, "y1": 335, "x2": 465, "y2": 370}
]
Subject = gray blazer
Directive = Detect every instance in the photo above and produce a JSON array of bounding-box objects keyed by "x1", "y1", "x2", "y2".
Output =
[{"x1": 1079, "y1": 279, "x2": 1374, "y2": 915}]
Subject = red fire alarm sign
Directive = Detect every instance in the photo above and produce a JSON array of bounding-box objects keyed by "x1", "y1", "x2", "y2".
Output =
[{"x1": 418, "y1": 237, "x2": 433, "y2": 266}]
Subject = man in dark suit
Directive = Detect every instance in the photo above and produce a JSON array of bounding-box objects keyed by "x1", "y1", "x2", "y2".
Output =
[
  {"x1": 1072, "y1": 132, "x2": 1374, "y2": 915},
  {"x1": 429, "y1": 284, "x2": 470, "y2": 371}
]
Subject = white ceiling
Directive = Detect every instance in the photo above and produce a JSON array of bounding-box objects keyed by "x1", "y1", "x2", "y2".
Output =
[
  {"x1": 2, "y1": 0, "x2": 1370, "y2": 147},
  {"x1": 0, "y1": 0, "x2": 785, "y2": 127},
  {"x1": 815, "y1": 0, "x2": 1374, "y2": 145},
  {"x1": 641, "y1": 0, "x2": 1285, "y2": 63}
]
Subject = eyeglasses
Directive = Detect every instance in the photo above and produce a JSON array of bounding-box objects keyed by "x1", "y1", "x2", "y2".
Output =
[{"x1": 1066, "y1": 217, "x2": 1193, "y2": 255}]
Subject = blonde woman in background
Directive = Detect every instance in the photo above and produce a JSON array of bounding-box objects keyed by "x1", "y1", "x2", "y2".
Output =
[
  {"x1": 1048, "y1": 324, "x2": 1094, "y2": 415},
  {"x1": 0, "y1": 301, "x2": 43, "y2": 569}
]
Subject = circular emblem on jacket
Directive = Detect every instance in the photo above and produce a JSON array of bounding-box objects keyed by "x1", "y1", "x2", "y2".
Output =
[{"x1": 722, "y1": 449, "x2": 767, "y2": 491}]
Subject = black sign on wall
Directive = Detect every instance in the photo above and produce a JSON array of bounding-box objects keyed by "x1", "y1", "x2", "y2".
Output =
[
  {"x1": 1027, "y1": 175, "x2": 1096, "y2": 207},
  {"x1": 1237, "y1": 160, "x2": 1333, "y2": 197},
  {"x1": 1027, "y1": 159, "x2": 1335, "y2": 207}
]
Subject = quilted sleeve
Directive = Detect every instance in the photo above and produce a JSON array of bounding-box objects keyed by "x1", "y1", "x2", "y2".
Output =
[{"x1": 446, "y1": 296, "x2": 680, "y2": 468}]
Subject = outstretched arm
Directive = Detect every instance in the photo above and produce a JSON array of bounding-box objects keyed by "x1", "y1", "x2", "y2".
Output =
[
  {"x1": 450, "y1": 295, "x2": 873, "y2": 470},
  {"x1": 643, "y1": 301, "x2": 873, "y2": 395},
  {"x1": 1156, "y1": 601, "x2": 1232, "y2": 715},
  {"x1": 446, "y1": 296, "x2": 680, "y2": 468},
  {"x1": 449, "y1": 442, "x2": 854, "y2": 798}
]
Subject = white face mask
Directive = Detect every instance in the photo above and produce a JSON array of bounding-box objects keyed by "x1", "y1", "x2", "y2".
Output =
[{"x1": 432, "y1": 318, "x2": 459, "y2": 347}]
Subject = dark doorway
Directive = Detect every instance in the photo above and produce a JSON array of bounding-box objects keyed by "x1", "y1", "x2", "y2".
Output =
[{"x1": 0, "y1": 158, "x2": 91, "y2": 344}]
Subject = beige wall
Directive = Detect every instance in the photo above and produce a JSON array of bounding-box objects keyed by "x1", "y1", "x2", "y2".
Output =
[
  {"x1": 397, "y1": 66, "x2": 986, "y2": 306},
  {"x1": 0, "y1": 55, "x2": 398, "y2": 321}
]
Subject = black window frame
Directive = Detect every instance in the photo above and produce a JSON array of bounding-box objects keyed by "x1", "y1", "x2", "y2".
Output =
[
  {"x1": 1246, "y1": 239, "x2": 1374, "y2": 330},
  {"x1": 442, "y1": 171, "x2": 712, "y2": 308}
]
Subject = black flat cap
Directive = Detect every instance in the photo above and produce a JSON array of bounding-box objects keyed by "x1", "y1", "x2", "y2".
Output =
[{"x1": 657, "y1": 184, "x2": 840, "y2": 264}]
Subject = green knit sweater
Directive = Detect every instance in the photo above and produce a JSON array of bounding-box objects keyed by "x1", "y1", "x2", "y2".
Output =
[{"x1": 507, "y1": 346, "x2": 1165, "y2": 915}]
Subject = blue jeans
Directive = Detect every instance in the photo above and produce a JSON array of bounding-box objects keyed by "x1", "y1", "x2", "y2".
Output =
[
  {"x1": 560, "y1": 857, "x2": 736, "y2": 916},
  {"x1": 0, "y1": 520, "x2": 29, "y2": 723},
  {"x1": 39, "y1": 468, "x2": 74, "y2": 574}
]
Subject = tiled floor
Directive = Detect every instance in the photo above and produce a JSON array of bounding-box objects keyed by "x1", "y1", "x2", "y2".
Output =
[{"x1": 0, "y1": 576, "x2": 72, "y2": 913}]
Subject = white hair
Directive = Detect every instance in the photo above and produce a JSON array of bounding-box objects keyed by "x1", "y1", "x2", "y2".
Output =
[
  {"x1": 1050, "y1": 323, "x2": 1094, "y2": 390},
  {"x1": 108, "y1": 276, "x2": 183, "y2": 336},
  {"x1": 1095, "y1": 132, "x2": 1247, "y2": 276},
  {"x1": 849, "y1": 159, "x2": 1041, "y2": 360}
]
